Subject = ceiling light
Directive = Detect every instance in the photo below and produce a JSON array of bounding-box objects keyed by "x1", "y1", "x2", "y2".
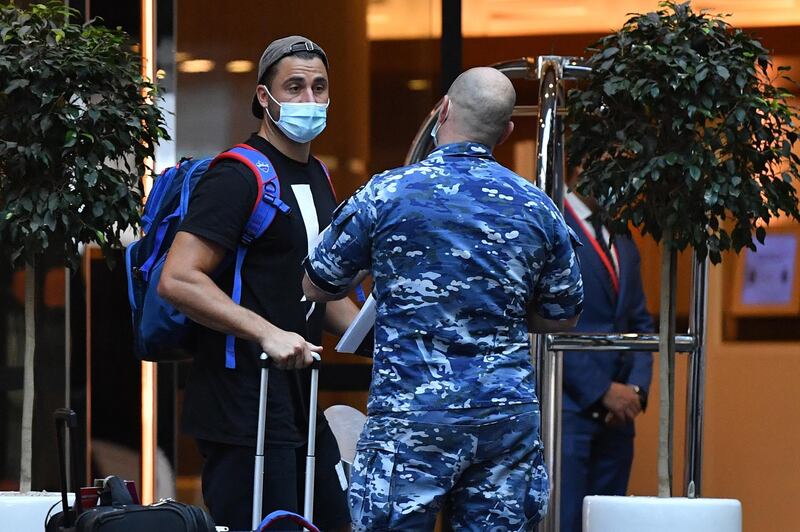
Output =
[
  {"x1": 178, "y1": 59, "x2": 215, "y2": 74},
  {"x1": 226, "y1": 60, "x2": 255, "y2": 74}
]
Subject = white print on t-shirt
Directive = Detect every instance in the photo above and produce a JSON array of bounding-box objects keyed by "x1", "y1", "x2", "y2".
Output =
[{"x1": 293, "y1": 184, "x2": 321, "y2": 321}]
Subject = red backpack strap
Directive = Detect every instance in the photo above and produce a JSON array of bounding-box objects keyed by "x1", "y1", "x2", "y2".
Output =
[
  {"x1": 207, "y1": 144, "x2": 289, "y2": 369},
  {"x1": 210, "y1": 144, "x2": 272, "y2": 214},
  {"x1": 313, "y1": 155, "x2": 336, "y2": 201}
]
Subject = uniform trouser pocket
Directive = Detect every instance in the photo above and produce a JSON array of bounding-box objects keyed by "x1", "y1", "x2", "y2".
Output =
[
  {"x1": 349, "y1": 440, "x2": 397, "y2": 531},
  {"x1": 522, "y1": 440, "x2": 550, "y2": 530}
]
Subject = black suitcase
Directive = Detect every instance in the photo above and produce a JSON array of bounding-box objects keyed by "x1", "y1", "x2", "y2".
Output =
[
  {"x1": 72, "y1": 498, "x2": 217, "y2": 531},
  {"x1": 46, "y1": 351, "x2": 324, "y2": 532},
  {"x1": 45, "y1": 408, "x2": 84, "y2": 532},
  {"x1": 45, "y1": 408, "x2": 217, "y2": 532},
  {"x1": 73, "y1": 475, "x2": 217, "y2": 531}
]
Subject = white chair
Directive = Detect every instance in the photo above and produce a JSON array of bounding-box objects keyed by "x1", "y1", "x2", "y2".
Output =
[
  {"x1": 323, "y1": 405, "x2": 367, "y2": 484},
  {"x1": 583, "y1": 495, "x2": 742, "y2": 532},
  {"x1": 0, "y1": 490, "x2": 74, "y2": 530}
]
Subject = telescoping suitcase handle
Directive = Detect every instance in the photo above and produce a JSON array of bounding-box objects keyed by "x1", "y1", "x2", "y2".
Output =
[
  {"x1": 252, "y1": 352, "x2": 322, "y2": 531},
  {"x1": 256, "y1": 510, "x2": 320, "y2": 532},
  {"x1": 54, "y1": 408, "x2": 82, "y2": 527}
]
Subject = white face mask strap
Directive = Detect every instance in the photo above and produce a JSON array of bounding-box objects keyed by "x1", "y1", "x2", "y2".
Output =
[
  {"x1": 262, "y1": 85, "x2": 279, "y2": 123},
  {"x1": 263, "y1": 85, "x2": 281, "y2": 108}
]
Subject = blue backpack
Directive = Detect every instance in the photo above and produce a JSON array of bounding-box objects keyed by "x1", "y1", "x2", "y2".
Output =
[{"x1": 126, "y1": 144, "x2": 293, "y2": 367}]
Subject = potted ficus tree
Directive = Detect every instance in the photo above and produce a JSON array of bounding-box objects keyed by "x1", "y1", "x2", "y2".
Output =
[
  {"x1": 0, "y1": 1, "x2": 167, "y2": 494},
  {"x1": 567, "y1": 1, "x2": 799, "y2": 529}
]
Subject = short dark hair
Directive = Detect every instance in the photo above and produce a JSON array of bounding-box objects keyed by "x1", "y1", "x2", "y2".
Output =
[{"x1": 259, "y1": 50, "x2": 323, "y2": 90}]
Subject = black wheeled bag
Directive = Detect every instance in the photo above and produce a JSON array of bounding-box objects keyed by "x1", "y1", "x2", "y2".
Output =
[
  {"x1": 73, "y1": 476, "x2": 217, "y2": 532},
  {"x1": 45, "y1": 408, "x2": 218, "y2": 532}
]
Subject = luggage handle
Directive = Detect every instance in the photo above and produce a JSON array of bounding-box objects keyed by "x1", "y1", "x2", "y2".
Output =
[
  {"x1": 251, "y1": 352, "x2": 321, "y2": 531},
  {"x1": 303, "y1": 353, "x2": 321, "y2": 522},
  {"x1": 54, "y1": 408, "x2": 82, "y2": 526},
  {"x1": 100, "y1": 475, "x2": 135, "y2": 506},
  {"x1": 257, "y1": 510, "x2": 320, "y2": 532},
  {"x1": 252, "y1": 353, "x2": 271, "y2": 530}
]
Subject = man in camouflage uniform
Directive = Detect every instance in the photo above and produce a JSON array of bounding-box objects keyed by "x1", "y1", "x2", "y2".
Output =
[{"x1": 302, "y1": 67, "x2": 584, "y2": 531}]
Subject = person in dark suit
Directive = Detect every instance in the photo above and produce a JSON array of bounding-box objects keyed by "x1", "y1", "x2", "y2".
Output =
[{"x1": 560, "y1": 169, "x2": 653, "y2": 532}]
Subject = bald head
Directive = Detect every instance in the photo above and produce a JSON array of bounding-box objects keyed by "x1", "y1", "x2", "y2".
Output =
[{"x1": 438, "y1": 67, "x2": 516, "y2": 148}]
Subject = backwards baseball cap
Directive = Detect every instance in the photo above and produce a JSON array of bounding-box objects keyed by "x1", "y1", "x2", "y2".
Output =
[{"x1": 251, "y1": 35, "x2": 329, "y2": 119}]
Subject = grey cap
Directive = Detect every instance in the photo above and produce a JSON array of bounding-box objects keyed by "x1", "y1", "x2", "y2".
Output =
[{"x1": 251, "y1": 35, "x2": 329, "y2": 119}]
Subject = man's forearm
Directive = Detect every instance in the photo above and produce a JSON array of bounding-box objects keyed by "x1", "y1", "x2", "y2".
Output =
[
  {"x1": 323, "y1": 296, "x2": 361, "y2": 336},
  {"x1": 159, "y1": 269, "x2": 274, "y2": 343}
]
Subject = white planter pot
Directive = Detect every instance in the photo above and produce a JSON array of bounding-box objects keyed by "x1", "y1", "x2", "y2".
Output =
[
  {"x1": 583, "y1": 495, "x2": 742, "y2": 532},
  {"x1": 0, "y1": 491, "x2": 75, "y2": 530}
]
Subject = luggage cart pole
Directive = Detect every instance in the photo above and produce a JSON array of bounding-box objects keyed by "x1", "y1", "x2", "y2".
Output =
[
  {"x1": 534, "y1": 56, "x2": 567, "y2": 532},
  {"x1": 685, "y1": 254, "x2": 709, "y2": 497}
]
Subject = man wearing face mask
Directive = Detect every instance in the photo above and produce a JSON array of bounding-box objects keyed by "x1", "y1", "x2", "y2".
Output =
[{"x1": 159, "y1": 36, "x2": 356, "y2": 531}]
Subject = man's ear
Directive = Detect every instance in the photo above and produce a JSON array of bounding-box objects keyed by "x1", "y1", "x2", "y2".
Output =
[
  {"x1": 438, "y1": 96, "x2": 450, "y2": 126},
  {"x1": 496, "y1": 120, "x2": 514, "y2": 146},
  {"x1": 255, "y1": 85, "x2": 271, "y2": 113}
]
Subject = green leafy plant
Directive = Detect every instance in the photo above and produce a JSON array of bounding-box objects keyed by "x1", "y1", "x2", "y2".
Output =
[
  {"x1": 0, "y1": 1, "x2": 168, "y2": 491},
  {"x1": 567, "y1": 1, "x2": 799, "y2": 497}
]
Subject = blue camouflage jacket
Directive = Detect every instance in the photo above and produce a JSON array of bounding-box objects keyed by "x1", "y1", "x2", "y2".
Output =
[{"x1": 304, "y1": 141, "x2": 583, "y2": 415}]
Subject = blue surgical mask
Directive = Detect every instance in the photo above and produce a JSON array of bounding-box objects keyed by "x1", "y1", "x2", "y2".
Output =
[
  {"x1": 430, "y1": 120, "x2": 441, "y2": 146},
  {"x1": 430, "y1": 104, "x2": 449, "y2": 146},
  {"x1": 265, "y1": 87, "x2": 329, "y2": 143}
]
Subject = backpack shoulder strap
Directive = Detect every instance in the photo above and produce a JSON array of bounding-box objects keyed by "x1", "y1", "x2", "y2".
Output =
[
  {"x1": 310, "y1": 157, "x2": 368, "y2": 302},
  {"x1": 212, "y1": 144, "x2": 292, "y2": 243},
  {"x1": 210, "y1": 144, "x2": 292, "y2": 369},
  {"x1": 210, "y1": 144, "x2": 269, "y2": 213},
  {"x1": 312, "y1": 155, "x2": 336, "y2": 201}
]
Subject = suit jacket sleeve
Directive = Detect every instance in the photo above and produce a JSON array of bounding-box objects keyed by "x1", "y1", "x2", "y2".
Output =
[{"x1": 563, "y1": 351, "x2": 615, "y2": 410}]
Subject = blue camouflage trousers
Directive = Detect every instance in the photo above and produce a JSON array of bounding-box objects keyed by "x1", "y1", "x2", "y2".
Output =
[{"x1": 349, "y1": 405, "x2": 549, "y2": 531}]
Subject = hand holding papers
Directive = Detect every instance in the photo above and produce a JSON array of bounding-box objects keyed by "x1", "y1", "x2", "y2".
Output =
[{"x1": 336, "y1": 294, "x2": 375, "y2": 356}]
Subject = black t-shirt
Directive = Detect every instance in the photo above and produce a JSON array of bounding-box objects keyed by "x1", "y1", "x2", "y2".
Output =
[{"x1": 179, "y1": 134, "x2": 336, "y2": 447}]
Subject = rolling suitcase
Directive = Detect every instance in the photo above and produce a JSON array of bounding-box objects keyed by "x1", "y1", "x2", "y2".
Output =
[
  {"x1": 46, "y1": 350, "x2": 323, "y2": 532},
  {"x1": 45, "y1": 408, "x2": 83, "y2": 532},
  {"x1": 249, "y1": 352, "x2": 322, "y2": 532},
  {"x1": 45, "y1": 408, "x2": 217, "y2": 532}
]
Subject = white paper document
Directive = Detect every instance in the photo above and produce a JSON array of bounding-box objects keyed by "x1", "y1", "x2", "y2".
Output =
[{"x1": 336, "y1": 294, "x2": 376, "y2": 353}]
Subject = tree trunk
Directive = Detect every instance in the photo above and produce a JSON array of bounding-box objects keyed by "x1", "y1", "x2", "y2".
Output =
[
  {"x1": 19, "y1": 261, "x2": 36, "y2": 492},
  {"x1": 658, "y1": 235, "x2": 677, "y2": 497}
]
